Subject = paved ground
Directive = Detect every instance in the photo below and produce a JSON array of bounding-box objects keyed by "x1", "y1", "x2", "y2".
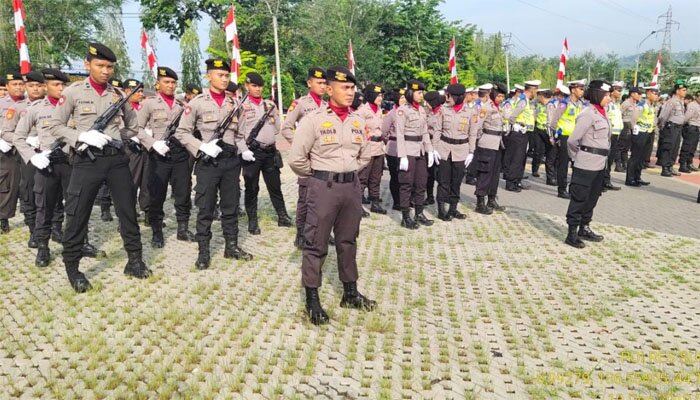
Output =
[{"x1": 1, "y1": 150, "x2": 699, "y2": 399}]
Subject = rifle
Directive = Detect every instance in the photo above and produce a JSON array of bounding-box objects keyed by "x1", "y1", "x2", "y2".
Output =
[
  {"x1": 76, "y1": 82, "x2": 145, "y2": 161},
  {"x1": 44, "y1": 140, "x2": 66, "y2": 174},
  {"x1": 155, "y1": 107, "x2": 186, "y2": 160},
  {"x1": 245, "y1": 101, "x2": 275, "y2": 148},
  {"x1": 199, "y1": 93, "x2": 248, "y2": 167}
]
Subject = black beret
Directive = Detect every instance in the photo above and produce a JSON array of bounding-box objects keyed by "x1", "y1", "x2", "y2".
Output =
[
  {"x1": 245, "y1": 72, "x2": 264, "y2": 86},
  {"x1": 122, "y1": 79, "x2": 142, "y2": 90},
  {"x1": 41, "y1": 68, "x2": 69, "y2": 83},
  {"x1": 424, "y1": 91, "x2": 445, "y2": 108},
  {"x1": 205, "y1": 58, "x2": 230, "y2": 71},
  {"x1": 110, "y1": 79, "x2": 122, "y2": 88},
  {"x1": 5, "y1": 71, "x2": 23, "y2": 82},
  {"x1": 363, "y1": 83, "x2": 383, "y2": 96},
  {"x1": 406, "y1": 79, "x2": 426, "y2": 91},
  {"x1": 0, "y1": 78, "x2": 6, "y2": 86},
  {"x1": 628, "y1": 87, "x2": 642, "y2": 94},
  {"x1": 588, "y1": 80, "x2": 612, "y2": 92},
  {"x1": 25, "y1": 71, "x2": 45, "y2": 84},
  {"x1": 87, "y1": 43, "x2": 117, "y2": 62},
  {"x1": 157, "y1": 67, "x2": 178, "y2": 80},
  {"x1": 446, "y1": 83, "x2": 466, "y2": 96},
  {"x1": 325, "y1": 66, "x2": 357, "y2": 85},
  {"x1": 308, "y1": 67, "x2": 326, "y2": 80},
  {"x1": 492, "y1": 83, "x2": 507, "y2": 95},
  {"x1": 186, "y1": 83, "x2": 201, "y2": 95},
  {"x1": 226, "y1": 81, "x2": 238, "y2": 93}
]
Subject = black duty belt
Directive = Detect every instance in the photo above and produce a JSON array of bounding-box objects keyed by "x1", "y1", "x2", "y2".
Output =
[
  {"x1": 370, "y1": 136, "x2": 383, "y2": 142},
  {"x1": 440, "y1": 136, "x2": 468, "y2": 145},
  {"x1": 482, "y1": 129, "x2": 503, "y2": 136},
  {"x1": 249, "y1": 140, "x2": 276, "y2": 153},
  {"x1": 580, "y1": 145, "x2": 609, "y2": 157},
  {"x1": 388, "y1": 137, "x2": 396, "y2": 141},
  {"x1": 218, "y1": 142, "x2": 238, "y2": 158},
  {"x1": 403, "y1": 135, "x2": 422, "y2": 142},
  {"x1": 312, "y1": 170, "x2": 356, "y2": 183},
  {"x1": 87, "y1": 143, "x2": 125, "y2": 156}
]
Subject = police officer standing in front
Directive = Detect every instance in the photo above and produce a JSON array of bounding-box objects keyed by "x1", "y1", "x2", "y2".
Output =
[
  {"x1": 504, "y1": 80, "x2": 539, "y2": 192},
  {"x1": 174, "y1": 58, "x2": 253, "y2": 269},
  {"x1": 551, "y1": 80, "x2": 586, "y2": 199},
  {"x1": 289, "y1": 66, "x2": 375, "y2": 325},
  {"x1": 657, "y1": 82, "x2": 687, "y2": 177},
  {"x1": 48, "y1": 43, "x2": 152, "y2": 292},
  {"x1": 564, "y1": 80, "x2": 612, "y2": 249},
  {"x1": 357, "y1": 83, "x2": 387, "y2": 215},
  {"x1": 625, "y1": 87, "x2": 658, "y2": 187}
]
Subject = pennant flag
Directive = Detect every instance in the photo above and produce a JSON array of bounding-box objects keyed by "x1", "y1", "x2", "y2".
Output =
[
  {"x1": 13, "y1": 0, "x2": 31, "y2": 74},
  {"x1": 271, "y1": 67, "x2": 277, "y2": 103},
  {"x1": 348, "y1": 39, "x2": 355, "y2": 76},
  {"x1": 556, "y1": 37, "x2": 568, "y2": 90},
  {"x1": 651, "y1": 54, "x2": 661, "y2": 88},
  {"x1": 224, "y1": 5, "x2": 241, "y2": 84},
  {"x1": 448, "y1": 37, "x2": 457, "y2": 84},
  {"x1": 141, "y1": 31, "x2": 158, "y2": 79}
]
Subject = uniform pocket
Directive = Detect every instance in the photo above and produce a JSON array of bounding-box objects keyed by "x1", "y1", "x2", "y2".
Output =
[
  {"x1": 193, "y1": 181, "x2": 208, "y2": 209},
  {"x1": 476, "y1": 152, "x2": 491, "y2": 172},
  {"x1": 33, "y1": 185, "x2": 45, "y2": 208},
  {"x1": 569, "y1": 171, "x2": 591, "y2": 203},
  {"x1": 65, "y1": 187, "x2": 81, "y2": 216}
]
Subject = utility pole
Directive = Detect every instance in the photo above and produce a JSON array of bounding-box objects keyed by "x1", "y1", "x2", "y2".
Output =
[
  {"x1": 264, "y1": 0, "x2": 283, "y2": 112},
  {"x1": 503, "y1": 33, "x2": 512, "y2": 92},
  {"x1": 657, "y1": 5, "x2": 679, "y2": 62}
]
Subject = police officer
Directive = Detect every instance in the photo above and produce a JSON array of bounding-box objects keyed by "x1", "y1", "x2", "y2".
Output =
[
  {"x1": 682, "y1": 92, "x2": 700, "y2": 172},
  {"x1": 357, "y1": 83, "x2": 387, "y2": 214},
  {"x1": 235, "y1": 72, "x2": 291, "y2": 235},
  {"x1": 625, "y1": 86, "x2": 659, "y2": 187},
  {"x1": 504, "y1": 80, "x2": 539, "y2": 192},
  {"x1": 174, "y1": 58, "x2": 252, "y2": 269},
  {"x1": 382, "y1": 88, "x2": 406, "y2": 211},
  {"x1": 602, "y1": 82, "x2": 623, "y2": 191},
  {"x1": 564, "y1": 80, "x2": 612, "y2": 249},
  {"x1": 432, "y1": 83, "x2": 476, "y2": 220},
  {"x1": 551, "y1": 79, "x2": 586, "y2": 199},
  {"x1": 544, "y1": 87, "x2": 568, "y2": 186},
  {"x1": 396, "y1": 79, "x2": 434, "y2": 229},
  {"x1": 424, "y1": 91, "x2": 445, "y2": 205},
  {"x1": 288, "y1": 66, "x2": 376, "y2": 325},
  {"x1": 280, "y1": 67, "x2": 327, "y2": 248},
  {"x1": 135, "y1": 67, "x2": 194, "y2": 248},
  {"x1": 532, "y1": 88, "x2": 553, "y2": 179},
  {"x1": 184, "y1": 83, "x2": 201, "y2": 103},
  {"x1": 658, "y1": 82, "x2": 687, "y2": 176},
  {"x1": 619, "y1": 87, "x2": 641, "y2": 171},
  {"x1": 0, "y1": 71, "x2": 27, "y2": 234},
  {"x1": 47, "y1": 43, "x2": 152, "y2": 292}
]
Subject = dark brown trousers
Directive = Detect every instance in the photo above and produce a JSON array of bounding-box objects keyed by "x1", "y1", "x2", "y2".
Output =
[
  {"x1": 359, "y1": 154, "x2": 385, "y2": 200},
  {"x1": 398, "y1": 155, "x2": 428, "y2": 209}
]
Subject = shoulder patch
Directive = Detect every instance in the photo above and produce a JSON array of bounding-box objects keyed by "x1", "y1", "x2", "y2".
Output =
[
  {"x1": 397, "y1": 110, "x2": 404, "y2": 116},
  {"x1": 184, "y1": 106, "x2": 192, "y2": 115},
  {"x1": 58, "y1": 96, "x2": 66, "y2": 106},
  {"x1": 287, "y1": 99, "x2": 298, "y2": 113},
  {"x1": 6, "y1": 108, "x2": 15, "y2": 120}
]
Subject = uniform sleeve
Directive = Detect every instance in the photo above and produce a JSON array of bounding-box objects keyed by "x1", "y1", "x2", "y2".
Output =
[
  {"x1": 380, "y1": 111, "x2": 393, "y2": 141},
  {"x1": 395, "y1": 110, "x2": 407, "y2": 158},
  {"x1": 508, "y1": 100, "x2": 526, "y2": 124},
  {"x1": 658, "y1": 102, "x2": 672, "y2": 128},
  {"x1": 47, "y1": 90, "x2": 81, "y2": 147},
  {"x1": 549, "y1": 104, "x2": 565, "y2": 132},
  {"x1": 288, "y1": 116, "x2": 315, "y2": 176},
  {"x1": 235, "y1": 106, "x2": 251, "y2": 154},
  {"x1": 174, "y1": 104, "x2": 202, "y2": 156},
  {"x1": 12, "y1": 109, "x2": 35, "y2": 163},
  {"x1": 1, "y1": 108, "x2": 23, "y2": 143},
  {"x1": 357, "y1": 129, "x2": 371, "y2": 170},
  {"x1": 280, "y1": 100, "x2": 301, "y2": 144},
  {"x1": 136, "y1": 101, "x2": 156, "y2": 150},
  {"x1": 431, "y1": 111, "x2": 443, "y2": 149},
  {"x1": 467, "y1": 110, "x2": 478, "y2": 154},
  {"x1": 629, "y1": 106, "x2": 642, "y2": 127},
  {"x1": 421, "y1": 111, "x2": 432, "y2": 153},
  {"x1": 684, "y1": 103, "x2": 697, "y2": 124},
  {"x1": 567, "y1": 111, "x2": 590, "y2": 158},
  {"x1": 119, "y1": 105, "x2": 139, "y2": 139}
]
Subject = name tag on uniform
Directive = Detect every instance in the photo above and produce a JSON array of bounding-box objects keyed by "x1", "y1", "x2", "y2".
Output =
[
  {"x1": 321, "y1": 134, "x2": 338, "y2": 145},
  {"x1": 81, "y1": 106, "x2": 96, "y2": 114}
]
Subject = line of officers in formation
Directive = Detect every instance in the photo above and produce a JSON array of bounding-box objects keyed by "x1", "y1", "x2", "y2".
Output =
[{"x1": 0, "y1": 42, "x2": 699, "y2": 325}]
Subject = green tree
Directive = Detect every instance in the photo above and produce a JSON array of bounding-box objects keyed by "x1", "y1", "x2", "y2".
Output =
[
  {"x1": 180, "y1": 20, "x2": 203, "y2": 91},
  {"x1": 97, "y1": 3, "x2": 131, "y2": 80}
]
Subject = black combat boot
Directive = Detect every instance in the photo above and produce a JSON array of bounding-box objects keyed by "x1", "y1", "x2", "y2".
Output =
[
  {"x1": 35, "y1": 242, "x2": 51, "y2": 268},
  {"x1": 487, "y1": 195, "x2": 506, "y2": 212},
  {"x1": 557, "y1": 189, "x2": 571, "y2": 199},
  {"x1": 51, "y1": 222, "x2": 63, "y2": 243},
  {"x1": 277, "y1": 211, "x2": 293, "y2": 227},
  {"x1": 678, "y1": 161, "x2": 690, "y2": 173},
  {"x1": 305, "y1": 287, "x2": 329, "y2": 325},
  {"x1": 81, "y1": 235, "x2": 105, "y2": 258},
  {"x1": 100, "y1": 205, "x2": 113, "y2": 222},
  {"x1": 340, "y1": 281, "x2": 377, "y2": 311},
  {"x1": 475, "y1": 196, "x2": 492, "y2": 215},
  {"x1": 151, "y1": 225, "x2": 164, "y2": 248},
  {"x1": 564, "y1": 225, "x2": 585, "y2": 248},
  {"x1": 124, "y1": 251, "x2": 152, "y2": 279},
  {"x1": 414, "y1": 206, "x2": 433, "y2": 226},
  {"x1": 0, "y1": 219, "x2": 8, "y2": 234},
  {"x1": 176, "y1": 221, "x2": 195, "y2": 241},
  {"x1": 400, "y1": 209, "x2": 419, "y2": 230},
  {"x1": 66, "y1": 262, "x2": 92, "y2": 293},
  {"x1": 437, "y1": 202, "x2": 453, "y2": 221},
  {"x1": 370, "y1": 200, "x2": 387, "y2": 214},
  {"x1": 224, "y1": 236, "x2": 253, "y2": 261},
  {"x1": 195, "y1": 240, "x2": 210, "y2": 270},
  {"x1": 27, "y1": 228, "x2": 38, "y2": 249},
  {"x1": 247, "y1": 210, "x2": 261, "y2": 235},
  {"x1": 361, "y1": 208, "x2": 370, "y2": 218},
  {"x1": 448, "y1": 202, "x2": 467, "y2": 219},
  {"x1": 660, "y1": 166, "x2": 672, "y2": 177},
  {"x1": 578, "y1": 224, "x2": 604, "y2": 242}
]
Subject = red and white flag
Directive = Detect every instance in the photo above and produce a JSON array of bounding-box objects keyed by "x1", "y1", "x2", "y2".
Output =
[
  {"x1": 556, "y1": 37, "x2": 568, "y2": 90},
  {"x1": 224, "y1": 5, "x2": 241, "y2": 84},
  {"x1": 141, "y1": 31, "x2": 158, "y2": 79},
  {"x1": 13, "y1": 0, "x2": 30, "y2": 74},
  {"x1": 448, "y1": 37, "x2": 457, "y2": 84},
  {"x1": 651, "y1": 55, "x2": 661, "y2": 87},
  {"x1": 348, "y1": 39, "x2": 355, "y2": 76}
]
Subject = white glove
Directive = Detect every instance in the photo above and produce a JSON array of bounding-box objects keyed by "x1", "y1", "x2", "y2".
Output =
[
  {"x1": 144, "y1": 128, "x2": 153, "y2": 137},
  {"x1": 632, "y1": 126, "x2": 640, "y2": 136},
  {"x1": 26, "y1": 136, "x2": 40, "y2": 148},
  {"x1": 130, "y1": 136, "x2": 141, "y2": 144},
  {"x1": 427, "y1": 151, "x2": 434, "y2": 168},
  {"x1": 241, "y1": 150, "x2": 256, "y2": 162},
  {"x1": 513, "y1": 123, "x2": 525, "y2": 133},
  {"x1": 432, "y1": 150, "x2": 441, "y2": 166},
  {"x1": 199, "y1": 140, "x2": 222, "y2": 158},
  {"x1": 0, "y1": 139, "x2": 12, "y2": 153},
  {"x1": 78, "y1": 130, "x2": 109, "y2": 149},
  {"x1": 465, "y1": 153, "x2": 474, "y2": 167},
  {"x1": 152, "y1": 140, "x2": 170, "y2": 156},
  {"x1": 30, "y1": 151, "x2": 51, "y2": 169},
  {"x1": 399, "y1": 156, "x2": 409, "y2": 171}
]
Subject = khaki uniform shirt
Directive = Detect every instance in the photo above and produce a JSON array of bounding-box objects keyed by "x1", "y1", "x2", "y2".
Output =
[
  {"x1": 0, "y1": 96, "x2": 28, "y2": 144},
  {"x1": 382, "y1": 107, "x2": 399, "y2": 157},
  {"x1": 475, "y1": 99, "x2": 504, "y2": 151},
  {"x1": 2, "y1": 98, "x2": 34, "y2": 148},
  {"x1": 567, "y1": 106, "x2": 611, "y2": 171},
  {"x1": 236, "y1": 97, "x2": 280, "y2": 153},
  {"x1": 432, "y1": 104, "x2": 477, "y2": 161},
  {"x1": 280, "y1": 94, "x2": 326, "y2": 144},
  {"x1": 14, "y1": 98, "x2": 69, "y2": 163},
  {"x1": 620, "y1": 98, "x2": 637, "y2": 123},
  {"x1": 395, "y1": 104, "x2": 432, "y2": 158},
  {"x1": 136, "y1": 94, "x2": 184, "y2": 150},
  {"x1": 684, "y1": 101, "x2": 700, "y2": 127},
  {"x1": 658, "y1": 96, "x2": 685, "y2": 127},
  {"x1": 289, "y1": 106, "x2": 370, "y2": 176},
  {"x1": 356, "y1": 103, "x2": 384, "y2": 157},
  {"x1": 174, "y1": 89, "x2": 242, "y2": 156}
]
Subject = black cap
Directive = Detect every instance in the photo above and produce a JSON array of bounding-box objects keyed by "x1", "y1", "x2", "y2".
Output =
[
  {"x1": 389, "y1": 88, "x2": 406, "y2": 103},
  {"x1": 446, "y1": 83, "x2": 466, "y2": 96},
  {"x1": 205, "y1": 58, "x2": 231, "y2": 71},
  {"x1": 406, "y1": 79, "x2": 426, "y2": 91},
  {"x1": 0, "y1": 78, "x2": 6, "y2": 86},
  {"x1": 628, "y1": 87, "x2": 642, "y2": 94},
  {"x1": 308, "y1": 67, "x2": 326, "y2": 80},
  {"x1": 245, "y1": 72, "x2": 264, "y2": 86},
  {"x1": 186, "y1": 83, "x2": 201, "y2": 95},
  {"x1": 5, "y1": 71, "x2": 23, "y2": 82},
  {"x1": 122, "y1": 79, "x2": 142, "y2": 90},
  {"x1": 41, "y1": 68, "x2": 69, "y2": 83},
  {"x1": 87, "y1": 43, "x2": 117, "y2": 62},
  {"x1": 492, "y1": 83, "x2": 508, "y2": 95},
  {"x1": 25, "y1": 71, "x2": 45, "y2": 83},
  {"x1": 588, "y1": 80, "x2": 612, "y2": 92},
  {"x1": 157, "y1": 67, "x2": 178, "y2": 81},
  {"x1": 424, "y1": 91, "x2": 445, "y2": 108},
  {"x1": 363, "y1": 83, "x2": 383, "y2": 96},
  {"x1": 110, "y1": 79, "x2": 122, "y2": 88},
  {"x1": 325, "y1": 66, "x2": 357, "y2": 85},
  {"x1": 226, "y1": 81, "x2": 238, "y2": 93}
]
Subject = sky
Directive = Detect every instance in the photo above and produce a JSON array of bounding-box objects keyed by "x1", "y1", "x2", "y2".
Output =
[{"x1": 121, "y1": 0, "x2": 699, "y2": 77}]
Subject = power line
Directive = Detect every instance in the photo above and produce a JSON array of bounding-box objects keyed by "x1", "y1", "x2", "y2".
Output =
[
  {"x1": 593, "y1": 0, "x2": 655, "y2": 23},
  {"x1": 511, "y1": 33, "x2": 536, "y2": 56}
]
